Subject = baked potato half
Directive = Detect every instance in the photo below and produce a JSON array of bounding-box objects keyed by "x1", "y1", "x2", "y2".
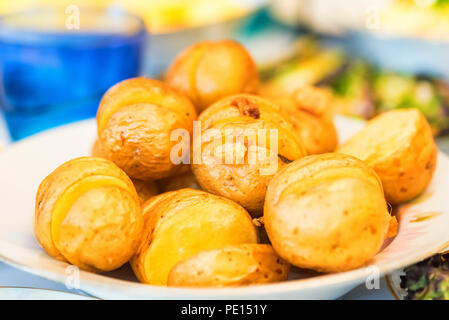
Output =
[
  {"x1": 35, "y1": 157, "x2": 143, "y2": 272},
  {"x1": 338, "y1": 109, "x2": 437, "y2": 204},
  {"x1": 96, "y1": 77, "x2": 197, "y2": 181},
  {"x1": 165, "y1": 40, "x2": 259, "y2": 112},
  {"x1": 191, "y1": 94, "x2": 307, "y2": 215},
  {"x1": 130, "y1": 188, "x2": 257, "y2": 286},
  {"x1": 167, "y1": 244, "x2": 289, "y2": 287},
  {"x1": 264, "y1": 153, "x2": 393, "y2": 272}
]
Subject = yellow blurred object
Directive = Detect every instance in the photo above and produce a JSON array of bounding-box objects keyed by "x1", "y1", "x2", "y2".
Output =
[
  {"x1": 0, "y1": 0, "x2": 109, "y2": 14},
  {"x1": 380, "y1": 0, "x2": 449, "y2": 40},
  {"x1": 116, "y1": 0, "x2": 248, "y2": 33},
  {"x1": 0, "y1": 0, "x2": 249, "y2": 34}
]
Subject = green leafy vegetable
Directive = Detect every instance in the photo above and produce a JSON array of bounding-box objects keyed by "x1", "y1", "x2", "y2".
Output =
[{"x1": 401, "y1": 253, "x2": 449, "y2": 300}]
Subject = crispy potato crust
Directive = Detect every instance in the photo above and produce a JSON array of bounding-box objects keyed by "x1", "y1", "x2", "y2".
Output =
[
  {"x1": 165, "y1": 40, "x2": 259, "y2": 112},
  {"x1": 130, "y1": 188, "x2": 257, "y2": 285},
  {"x1": 191, "y1": 94, "x2": 307, "y2": 215},
  {"x1": 264, "y1": 153, "x2": 392, "y2": 272},
  {"x1": 167, "y1": 244, "x2": 289, "y2": 287},
  {"x1": 96, "y1": 77, "x2": 197, "y2": 181},
  {"x1": 338, "y1": 109, "x2": 437, "y2": 204},
  {"x1": 35, "y1": 157, "x2": 143, "y2": 271}
]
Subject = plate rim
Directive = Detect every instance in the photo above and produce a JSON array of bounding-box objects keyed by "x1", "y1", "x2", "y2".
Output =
[{"x1": 1, "y1": 232, "x2": 448, "y2": 298}]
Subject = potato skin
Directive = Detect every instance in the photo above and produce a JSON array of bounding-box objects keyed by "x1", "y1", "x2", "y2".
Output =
[
  {"x1": 264, "y1": 153, "x2": 392, "y2": 272},
  {"x1": 191, "y1": 94, "x2": 307, "y2": 215},
  {"x1": 130, "y1": 188, "x2": 258, "y2": 285},
  {"x1": 157, "y1": 170, "x2": 201, "y2": 192},
  {"x1": 92, "y1": 140, "x2": 160, "y2": 203},
  {"x1": 91, "y1": 139, "x2": 107, "y2": 158},
  {"x1": 165, "y1": 40, "x2": 259, "y2": 112},
  {"x1": 35, "y1": 157, "x2": 143, "y2": 272},
  {"x1": 92, "y1": 140, "x2": 161, "y2": 203},
  {"x1": 338, "y1": 109, "x2": 437, "y2": 204},
  {"x1": 167, "y1": 244, "x2": 289, "y2": 287},
  {"x1": 132, "y1": 179, "x2": 159, "y2": 204},
  {"x1": 262, "y1": 85, "x2": 338, "y2": 155},
  {"x1": 96, "y1": 77, "x2": 197, "y2": 181}
]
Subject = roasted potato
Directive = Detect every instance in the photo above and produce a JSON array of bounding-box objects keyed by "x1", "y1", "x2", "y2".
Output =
[
  {"x1": 35, "y1": 157, "x2": 143, "y2": 272},
  {"x1": 261, "y1": 85, "x2": 338, "y2": 155},
  {"x1": 338, "y1": 109, "x2": 437, "y2": 204},
  {"x1": 132, "y1": 179, "x2": 159, "y2": 204},
  {"x1": 130, "y1": 188, "x2": 257, "y2": 285},
  {"x1": 167, "y1": 244, "x2": 289, "y2": 287},
  {"x1": 264, "y1": 153, "x2": 393, "y2": 272},
  {"x1": 165, "y1": 40, "x2": 259, "y2": 112},
  {"x1": 96, "y1": 77, "x2": 197, "y2": 181},
  {"x1": 157, "y1": 170, "x2": 201, "y2": 192},
  {"x1": 191, "y1": 94, "x2": 307, "y2": 215}
]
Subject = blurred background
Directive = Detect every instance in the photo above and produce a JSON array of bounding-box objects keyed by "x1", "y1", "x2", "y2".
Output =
[{"x1": 0, "y1": 0, "x2": 449, "y2": 145}]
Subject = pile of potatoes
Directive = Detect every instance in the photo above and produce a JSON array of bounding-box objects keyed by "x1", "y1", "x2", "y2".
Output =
[{"x1": 35, "y1": 40, "x2": 437, "y2": 287}]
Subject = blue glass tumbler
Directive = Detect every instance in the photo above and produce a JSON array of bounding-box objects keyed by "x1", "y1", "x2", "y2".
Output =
[{"x1": 0, "y1": 7, "x2": 147, "y2": 140}]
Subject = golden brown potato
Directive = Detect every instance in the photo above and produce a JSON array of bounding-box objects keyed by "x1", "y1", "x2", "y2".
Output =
[
  {"x1": 157, "y1": 170, "x2": 201, "y2": 192},
  {"x1": 165, "y1": 40, "x2": 259, "y2": 112},
  {"x1": 96, "y1": 77, "x2": 197, "y2": 181},
  {"x1": 132, "y1": 179, "x2": 159, "y2": 204},
  {"x1": 167, "y1": 244, "x2": 289, "y2": 287},
  {"x1": 261, "y1": 85, "x2": 338, "y2": 155},
  {"x1": 35, "y1": 157, "x2": 143, "y2": 272},
  {"x1": 130, "y1": 189, "x2": 258, "y2": 285},
  {"x1": 264, "y1": 153, "x2": 393, "y2": 272},
  {"x1": 191, "y1": 94, "x2": 307, "y2": 215},
  {"x1": 338, "y1": 109, "x2": 437, "y2": 204}
]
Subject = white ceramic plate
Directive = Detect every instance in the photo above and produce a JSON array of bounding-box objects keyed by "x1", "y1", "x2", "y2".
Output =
[{"x1": 1, "y1": 116, "x2": 448, "y2": 300}]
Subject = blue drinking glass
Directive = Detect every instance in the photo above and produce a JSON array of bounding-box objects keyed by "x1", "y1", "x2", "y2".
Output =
[{"x1": 0, "y1": 7, "x2": 147, "y2": 141}]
